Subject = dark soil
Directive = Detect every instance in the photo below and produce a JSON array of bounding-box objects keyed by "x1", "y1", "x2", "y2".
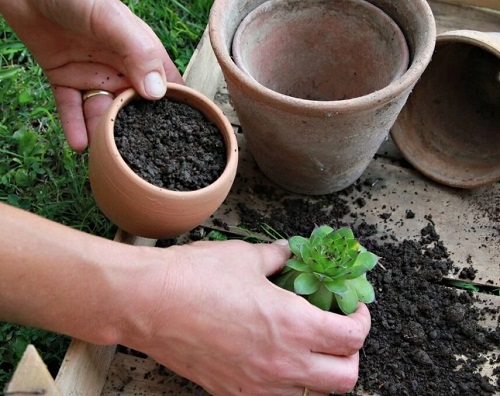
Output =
[
  {"x1": 156, "y1": 176, "x2": 500, "y2": 395},
  {"x1": 114, "y1": 97, "x2": 226, "y2": 191}
]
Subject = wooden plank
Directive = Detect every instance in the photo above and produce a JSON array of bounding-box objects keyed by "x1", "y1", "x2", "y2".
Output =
[
  {"x1": 101, "y1": 353, "x2": 208, "y2": 395},
  {"x1": 6, "y1": 345, "x2": 63, "y2": 396},
  {"x1": 183, "y1": 27, "x2": 224, "y2": 101},
  {"x1": 55, "y1": 341, "x2": 117, "y2": 396},
  {"x1": 430, "y1": 0, "x2": 500, "y2": 33},
  {"x1": 437, "y1": 0, "x2": 500, "y2": 11}
]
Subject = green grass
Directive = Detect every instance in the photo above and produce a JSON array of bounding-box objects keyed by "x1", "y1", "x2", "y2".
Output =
[{"x1": 0, "y1": 0, "x2": 212, "y2": 386}]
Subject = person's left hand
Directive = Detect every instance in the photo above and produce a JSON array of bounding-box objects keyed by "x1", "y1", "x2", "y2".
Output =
[{"x1": 0, "y1": 0, "x2": 183, "y2": 152}]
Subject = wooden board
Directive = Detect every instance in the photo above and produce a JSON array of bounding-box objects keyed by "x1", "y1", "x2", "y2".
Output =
[
  {"x1": 439, "y1": 0, "x2": 500, "y2": 12},
  {"x1": 101, "y1": 352, "x2": 208, "y2": 396},
  {"x1": 52, "y1": 1, "x2": 500, "y2": 395},
  {"x1": 431, "y1": 0, "x2": 500, "y2": 33},
  {"x1": 7, "y1": 345, "x2": 63, "y2": 396}
]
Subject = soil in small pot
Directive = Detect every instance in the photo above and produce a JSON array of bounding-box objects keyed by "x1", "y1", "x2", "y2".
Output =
[{"x1": 114, "y1": 97, "x2": 226, "y2": 191}]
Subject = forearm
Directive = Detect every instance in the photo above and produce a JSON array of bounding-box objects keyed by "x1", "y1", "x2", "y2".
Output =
[{"x1": 0, "y1": 202, "x2": 166, "y2": 345}]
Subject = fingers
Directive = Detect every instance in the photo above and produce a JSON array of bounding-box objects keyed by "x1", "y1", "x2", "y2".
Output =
[
  {"x1": 45, "y1": 62, "x2": 132, "y2": 93},
  {"x1": 82, "y1": 94, "x2": 115, "y2": 145},
  {"x1": 190, "y1": 239, "x2": 292, "y2": 277},
  {"x1": 300, "y1": 352, "x2": 360, "y2": 395},
  {"x1": 309, "y1": 303, "x2": 371, "y2": 357},
  {"x1": 52, "y1": 86, "x2": 88, "y2": 152},
  {"x1": 91, "y1": 0, "x2": 183, "y2": 98},
  {"x1": 52, "y1": 84, "x2": 115, "y2": 152}
]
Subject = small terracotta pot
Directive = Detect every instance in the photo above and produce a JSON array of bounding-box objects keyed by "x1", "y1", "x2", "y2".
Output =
[
  {"x1": 209, "y1": 0, "x2": 436, "y2": 195},
  {"x1": 88, "y1": 84, "x2": 238, "y2": 239},
  {"x1": 391, "y1": 30, "x2": 500, "y2": 188}
]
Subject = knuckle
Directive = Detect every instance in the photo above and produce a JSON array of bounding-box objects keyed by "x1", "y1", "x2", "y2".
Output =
[{"x1": 265, "y1": 357, "x2": 294, "y2": 382}]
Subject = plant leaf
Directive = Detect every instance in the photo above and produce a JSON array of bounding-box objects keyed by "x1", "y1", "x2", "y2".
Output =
[
  {"x1": 288, "y1": 236, "x2": 308, "y2": 256},
  {"x1": 335, "y1": 286, "x2": 359, "y2": 314},
  {"x1": 347, "y1": 275, "x2": 375, "y2": 303},
  {"x1": 299, "y1": 242, "x2": 313, "y2": 265},
  {"x1": 273, "y1": 270, "x2": 295, "y2": 290},
  {"x1": 311, "y1": 225, "x2": 333, "y2": 239},
  {"x1": 353, "y1": 251, "x2": 379, "y2": 271},
  {"x1": 339, "y1": 252, "x2": 379, "y2": 280},
  {"x1": 308, "y1": 284, "x2": 334, "y2": 311},
  {"x1": 294, "y1": 273, "x2": 320, "y2": 295},
  {"x1": 324, "y1": 279, "x2": 349, "y2": 296},
  {"x1": 335, "y1": 227, "x2": 355, "y2": 240},
  {"x1": 286, "y1": 258, "x2": 310, "y2": 273},
  {"x1": 275, "y1": 269, "x2": 300, "y2": 292},
  {"x1": 324, "y1": 264, "x2": 341, "y2": 277}
]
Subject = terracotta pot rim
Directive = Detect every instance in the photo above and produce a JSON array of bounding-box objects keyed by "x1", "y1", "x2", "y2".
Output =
[
  {"x1": 391, "y1": 30, "x2": 500, "y2": 189},
  {"x1": 232, "y1": 0, "x2": 410, "y2": 102},
  {"x1": 97, "y1": 84, "x2": 238, "y2": 197},
  {"x1": 209, "y1": 0, "x2": 436, "y2": 114},
  {"x1": 437, "y1": 29, "x2": 500, "y2": 58}
]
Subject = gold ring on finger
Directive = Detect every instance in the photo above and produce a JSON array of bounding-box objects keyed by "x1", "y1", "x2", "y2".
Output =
[{"x1": 82, "y1": 89, "x2": 115, "y2": 102}]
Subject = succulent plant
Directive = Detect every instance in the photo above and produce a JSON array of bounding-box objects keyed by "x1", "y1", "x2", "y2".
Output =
[{"x1": 274, "y1": 225, "x2": 378, "y2": 314}]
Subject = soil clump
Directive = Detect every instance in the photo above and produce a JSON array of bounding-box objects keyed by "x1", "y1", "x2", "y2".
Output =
[{"x1": 114, "y1": 97, "x2": 226, "y2": 192}]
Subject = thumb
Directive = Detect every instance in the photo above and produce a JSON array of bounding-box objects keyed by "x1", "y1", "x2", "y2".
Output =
[
  {"x1": 257, "y1": 240, "x2": 292, "y2": 277},
  {"x1": 94, "y1": 1, "x2": 184, "y2": 98}
]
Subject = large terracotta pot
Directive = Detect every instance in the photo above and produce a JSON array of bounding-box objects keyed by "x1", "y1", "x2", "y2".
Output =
[
  {"x1": 209, "y1": 0, "x2": 436, "y2": 195},
  {"x1": 89, "y1": 84, "x2": 238, "y2": 239},
  {"x1": 391, "y1": 30, "x2": 500, "y2": 188}
]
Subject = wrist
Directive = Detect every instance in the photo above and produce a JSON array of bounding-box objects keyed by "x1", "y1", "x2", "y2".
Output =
[{"x1": 107, "y1": 244, "x2": 175, "y2": 349}]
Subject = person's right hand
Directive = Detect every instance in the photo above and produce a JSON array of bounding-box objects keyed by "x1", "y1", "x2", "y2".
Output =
[{"x1": 123, "y1": 240, "x2": 371, "y2": 396}]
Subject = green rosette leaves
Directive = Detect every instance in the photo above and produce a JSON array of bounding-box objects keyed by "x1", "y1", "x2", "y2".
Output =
[{"x1": 274, "y1": 225, "x2": 378, "y2": 314}]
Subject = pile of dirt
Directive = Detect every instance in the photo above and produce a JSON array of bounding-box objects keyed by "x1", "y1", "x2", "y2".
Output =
[
  {"x1": 155, "y1": 173, "x2": 499, "y2": 395},
  {"x1": 114, "y1": 98, "x2": 226, "y2": 191},
  {"x1": 219, "y1": 180, "x2": 500, "y2": 396}
]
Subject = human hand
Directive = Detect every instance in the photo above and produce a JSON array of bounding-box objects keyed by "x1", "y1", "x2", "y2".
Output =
[
  {"x1": 124, "y1": 240, "x2": 371, "y2": 396},
  {"x1": 0, "y1": 0, "x2": 183, "y2": 152}
]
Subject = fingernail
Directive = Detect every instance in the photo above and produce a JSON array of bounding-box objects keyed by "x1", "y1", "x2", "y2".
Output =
[
  {"x1": 144, "y1": 71, "x2": 167, "y2": 98},
  {"x1": 273, "y1": 239, "x2": 289, "y2": 246}
]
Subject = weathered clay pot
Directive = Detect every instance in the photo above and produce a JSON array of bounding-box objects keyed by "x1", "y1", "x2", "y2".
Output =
[
  {"x1": 209, "y1": 0, "x2": 436, "y2": 195},
  {"x1": 89, "y1": 84, "x2": 238, "y2": 239},
  {"x1": 391, "y1": 30, "x2": 500, "y2": 188},
  {"x1": 232, "y1": 0, "x2": 409, "y2": 101}
]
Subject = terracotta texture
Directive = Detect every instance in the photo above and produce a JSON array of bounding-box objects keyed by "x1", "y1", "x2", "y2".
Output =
[
  {"x1": 88, "y1": 84, "x2": 238, "y2": 239},
  {"x1": 209, "y1": 0, "x2": 436, "y2": 195},
  {"x1": 392, "y1": 30, "x2": 500, "y2": 188},
  {"x1": 232, "y1": 0, "x2": 409, "y2": 101}
]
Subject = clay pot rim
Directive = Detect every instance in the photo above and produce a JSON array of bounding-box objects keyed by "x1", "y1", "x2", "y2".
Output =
[
  {"x1": 232, "y1": 0, "x2": 410, "y2": 101},
  {"x1": 437, "y1": 29, "x2": 500, "y2": 58},
  {"x1": 96, "y1": 84, "x2": 238, "y2": 198},
  {"x1": 391, "y1": 30, "x2": 500, "y2": 189},
  {"x1": 209, "y1": 0, "x2": 436, "y2": 114}
]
